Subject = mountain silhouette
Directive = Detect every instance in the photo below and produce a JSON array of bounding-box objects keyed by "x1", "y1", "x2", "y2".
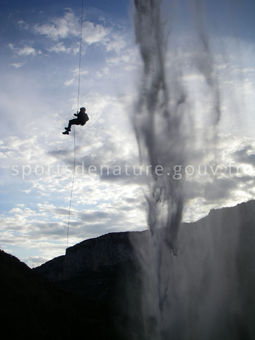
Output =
[
  {"x1": 0, "y1": 249, "x2": 116, "y2": 339},
  {"x1": 1, "y1": 200, "x2": 255, "y2": 339}
]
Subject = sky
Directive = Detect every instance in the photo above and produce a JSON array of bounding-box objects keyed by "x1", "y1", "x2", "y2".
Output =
[{"x1": 1, "y1": 0, "x2": 255, "y2": 267}]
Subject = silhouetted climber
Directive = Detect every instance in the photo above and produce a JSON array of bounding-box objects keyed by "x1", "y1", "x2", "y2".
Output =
[{"x1": 62, "y1": 107, "x2": 89, "y2": 135}]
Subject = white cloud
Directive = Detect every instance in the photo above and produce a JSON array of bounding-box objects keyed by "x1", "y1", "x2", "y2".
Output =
[
  {"x1": 34, "y1": 10, "x2": 111, "y2": 47},
  {"x1": 82, "y1": 21, "x2": 110, "y2": 45},
  {"x1": 104, "y1": 32, "x2": 127, "y2": 53},
  {"x1": 64, "y1": 78, "x2": 75, "y2": 86},
  {"x1": 8, "y1": 43, "x2": 39, "y2": 56},
  {"x1": 17, "y1": 10, "x2": 129, "y2": 61},
  {"x1": 73, "y1": 67, "x2": 88, "y2": 76},
  {"x1": 47, "y1": 42, "x2": 72, "y2": 54},
  {"x1": 0, "y1": 169, "x2": 147, "y2": 266},
  {"x1": 34, "y1": 10, "x2": 79, "y2": 41},
  {"x1": 10, "y1": 62, "x2": 24, "y2": 68},
  {"x1": 106, "y1": 47, "x2": 139, "y2": 70},
  {"x1": 64, "y1": 67, "x2": 88, "y2": 86},
  {"x1": 32, "y1": 11, "x2": 112, "y2": 57},
  {"x1": 17, "y1": 46, "x2": 38, "y2": 56},
  {"x1": 95, "y1": 67, "x2": 109, "y2": 79}
]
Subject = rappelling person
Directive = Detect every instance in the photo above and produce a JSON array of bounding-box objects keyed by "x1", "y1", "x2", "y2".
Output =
[{"x1": 62, "y1": 107, "x2": 89, "y2": 135}]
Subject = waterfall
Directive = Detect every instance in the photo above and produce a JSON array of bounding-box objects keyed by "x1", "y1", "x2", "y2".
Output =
[{"x1": 130, "y1": 1, "x2": 241, "y2": 339}]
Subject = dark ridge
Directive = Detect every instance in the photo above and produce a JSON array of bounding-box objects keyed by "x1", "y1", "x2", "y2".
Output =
[
  {"x1": 2, "y1": 200, "x2": 255, "y2": 339},
  {"x1": 34, "y1": 200, "x2": 255, "y2": 340},
  {"x1": 0, "y1": 250, "x2": 118, "y2": 339}
]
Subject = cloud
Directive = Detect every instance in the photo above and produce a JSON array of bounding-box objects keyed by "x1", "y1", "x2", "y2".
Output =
[
  {"x1": 233, "y1": 145, "x2": 255, "y2": 166},
  {"x1": 8, "y1": 43, "x2": 40, "y2": 56},
  {"x1": 10, "y1": 62, "x2": 24, "y2": 69},
  {"x1": 47, "y1": 42, "x2": 72, "y2": 54},
  {"x1": 103, "y1": 32, "x2": 129, "y2": 54},
  {"x1": 33, "y1": 9, "x2": 122, "y2": 55},
  {"x1": 25, "y1": 256, "x2": 48, "y2": 268},
  {"x1": 34, "y1": 10, "x2": 110, "y2": 47},
  {"x1": 30, "y1": 10, "x2": 114, "y2": 61},
  {"x1": 17, "y1": 46, "x2": 38, "y2": 56},
  {"x1": 0, "y1": 183, "x2": 146, "y2": 266},
  {"x1": 64, "y1": 78, "x2": 75, "y2": 86},
  {"x1": 181, "y1": 135, "x2": 255, "y2": 221},
  {"x1": 73, "y1": 67, "x2": 88, "y2": 77},
  {"x1": 82, "y1": 21, "x2": 110, "y2": 45},
  {"x1": 63, "y1": 66, "x2": 88, "y2": 86},
  {"x1": 34, "y1": 10, "x2": 79, "y2": 41}
]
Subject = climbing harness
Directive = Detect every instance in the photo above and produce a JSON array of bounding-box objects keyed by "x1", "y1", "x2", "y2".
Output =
[{"x1": 66, "y1": 0, "x2": 85, "y2": 248}]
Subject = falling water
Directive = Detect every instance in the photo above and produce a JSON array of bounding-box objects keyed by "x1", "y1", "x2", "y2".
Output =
[
  {"x1": 133, "y1": 0, "x2": 187, "y2": 252},
  {"x1": 130, "y1": 0, "x2": 242, "y2": 339}
]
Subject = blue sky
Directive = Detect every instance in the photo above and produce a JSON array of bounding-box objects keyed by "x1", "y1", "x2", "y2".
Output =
[{"x1": 1, "y1": 0, "x2": 255, "y2": 267}]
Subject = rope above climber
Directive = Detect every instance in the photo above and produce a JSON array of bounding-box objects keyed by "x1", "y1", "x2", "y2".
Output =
[{"x1": 62, "y1": 107, "x2": 89, "y2": 135}]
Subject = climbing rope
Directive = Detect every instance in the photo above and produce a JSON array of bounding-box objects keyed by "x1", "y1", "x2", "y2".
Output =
[
  {"x1": 66, "y1": 0, "x2": 85, "y2": 248},
  {"x1": 66, "y1": 128, "x2": 76, "y2": 248},
  {"x1": 77, "y1": 0, "x2": 84, "y2": 110}
]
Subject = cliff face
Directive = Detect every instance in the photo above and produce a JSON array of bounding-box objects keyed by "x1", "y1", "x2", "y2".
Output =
[
  {"x1": 32, "y1": 232, "x2": 145, "y2": 340},
  {"x1": 34, "y1": 231, "x2": 145, "y2": 334},
  {"x1": 0, "y1": 250, "x2": 110, "y2": 339},
  {"x1": 35, "y1": 201, "x2": 255, "y2": 288},
  {"x1": 33, "y1": 200, "x2": 255, "y2": 340},
  {"x1": 36, "y1": 231, "x2": 146, "y2": 282}
]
